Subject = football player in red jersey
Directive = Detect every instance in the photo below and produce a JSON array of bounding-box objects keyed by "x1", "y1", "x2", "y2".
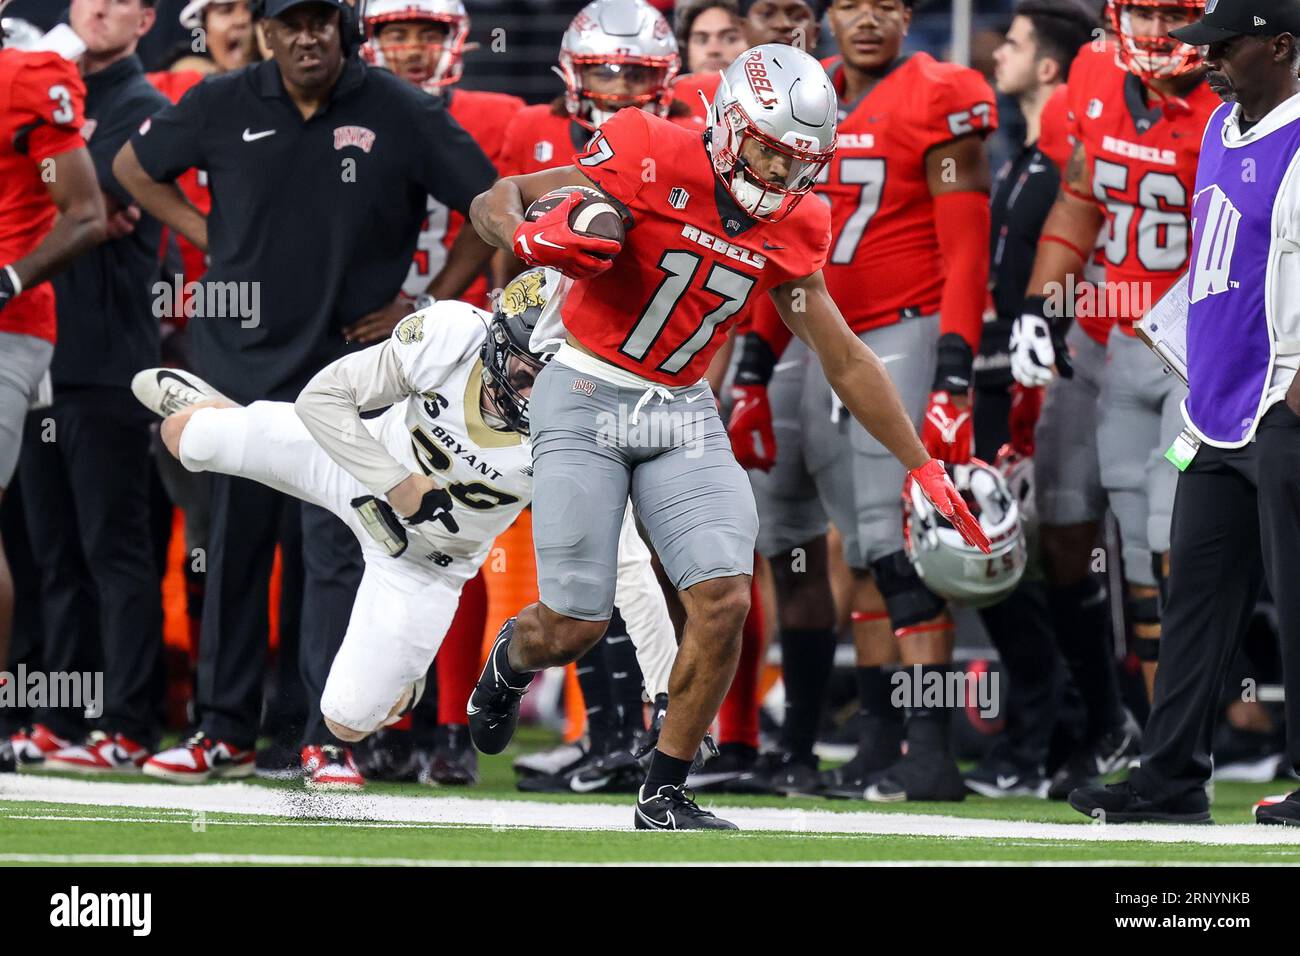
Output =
[
  {"x1": 1011, "y1": 0, "x2": 1220, "y2": 794},
  {"x1": 496, "y1": 0, "x2": 695, "y2": 186},
  {"x1": 724, "y1": 0, "x2": 997, "y2": 802},
  {"x1": 362, "y1": 0, "x2": 523, "y2": 319},
  {"x1": 0, "y1": 9, "x2": 107, "y2": 723},
  {"x1": 467, "y1": 43, "x2": 989, "y2": 830}
]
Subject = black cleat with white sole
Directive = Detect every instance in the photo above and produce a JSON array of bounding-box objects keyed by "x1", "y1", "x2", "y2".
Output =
[
  {"x1": 634, "y1": 784, "x2": 738, "y2": 831},
  {"x1": 466, "y1": 619, "x2": 532, "y2": 755}
]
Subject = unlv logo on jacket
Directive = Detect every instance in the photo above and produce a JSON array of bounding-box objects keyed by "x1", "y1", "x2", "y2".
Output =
[{"x1": 334, "y1": 125, "x2": 377, "y2": 153}]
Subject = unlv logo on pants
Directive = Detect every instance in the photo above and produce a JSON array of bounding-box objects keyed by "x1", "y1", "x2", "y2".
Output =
[{"x1": 1189, "y1": 184, "x2": 1241, "y2": 303}]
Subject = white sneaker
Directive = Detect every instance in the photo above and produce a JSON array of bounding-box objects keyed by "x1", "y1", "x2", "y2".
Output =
[{"x1": 131, "y1": 367, "x2": 225, "y2": 418}]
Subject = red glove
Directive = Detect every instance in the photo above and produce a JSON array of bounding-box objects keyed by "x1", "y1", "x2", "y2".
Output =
[
  {"x1": 1008, "y1": 382, "x2": 1042, "y2": 458},
  {"x1": 921, "y1": 391, "x2": 973, "y2": 464},
  {"x1": 909, "y1": 458, "x2": 991, "y2": 554},
  {"x1": 727, "y1": 384, "x2": 776, "y2": 471},
  {"x1": 512, "y1": 191, "x2": 622, "y2": 280}
]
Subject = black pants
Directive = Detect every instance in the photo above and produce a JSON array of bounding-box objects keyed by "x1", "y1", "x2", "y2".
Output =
[
  {"x1": 198, "y1": 473, "x2": 361, "y2": 749},
  {"x1": 19, "y1": 386, "x2": 163, "y2": 744},
  {"x1": 1131, "y1": 404, "x2": 1300, "y2": 801}
]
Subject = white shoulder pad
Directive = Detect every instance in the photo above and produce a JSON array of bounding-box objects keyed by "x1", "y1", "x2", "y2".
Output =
[{"x1": 390, "y1": 300, "x2": 490, "y2": 394}]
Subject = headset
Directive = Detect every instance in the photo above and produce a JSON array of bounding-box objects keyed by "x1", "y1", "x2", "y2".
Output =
[{"x1": 249, "y1": 0, "x2": 369, "y2": 54}]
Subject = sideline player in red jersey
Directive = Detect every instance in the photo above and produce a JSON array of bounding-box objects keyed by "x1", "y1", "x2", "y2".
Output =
[
  {"x1": 468, "y1": 43, "x2": 989, "y2": 830},
  {"x1": 726, "y1": 0, "x2": 996, "y2": 802},
  {"x1": 363, "y1": 0, "x2": 523, "y2": 318},
  {"x1": 0, "y1": 8, "x2": 107, "y2": 736},
  {"x1": 1011, "y1": 0, "x2": 1219, "y2": 766},
  {"x1": 496, "y1": 0, "x2": 695, "y2": 187}
]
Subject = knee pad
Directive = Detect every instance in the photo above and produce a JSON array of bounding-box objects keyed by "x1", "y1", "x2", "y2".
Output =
[
  {"x1": 1129, "y1": 593, "x2": 1161, "y2": 628},
  {"x1": 870, "y1": 551, "x2": 945, "y2": 630}
]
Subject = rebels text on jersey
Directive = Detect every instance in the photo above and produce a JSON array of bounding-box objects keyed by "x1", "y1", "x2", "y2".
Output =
[
  {"x1": 1067, "y1": 49, "x2": 1220, "y2": 334},
  {"x1": 563, "y1": 107, "x2": 830, "y2": 387},
  {"x1": 403, "y1": 88, "x2": 524, "y2": 303},
  {"x1": 818, "y1": 52, "x2": 996, "y2": 332},
  {"x1": 370, "y1": 304, "x2": 533, "y2": 578},
  {"x1": 0, "y1": 49, "x2": 86, "y2": 342}
]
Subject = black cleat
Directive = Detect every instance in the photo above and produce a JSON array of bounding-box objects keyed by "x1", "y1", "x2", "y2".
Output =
[
  {"x1": 466, "y1": 619, "x2": 531, "y2": 755},
  {"x1": 819, "y1": 716, "x2": 904, "y2": 796},
  {"x1": 422, "y1": 724, "x2": 479, "y2": 786},
  {"x1": 634, "y1": 784, "x2": 739, "y2": 831},
  {"x1": 1048, "y1": 711, "x2": 1142, "y2": 800},
  {"x1": 519, "y1": 742, "x2": 642, "y2": 794},
  {"x1": 828, "y1": 719, "x2": 964, "y2": 802},
  {"x1": 1069, "y1": 779, "x2": 1212, "y2": 824},
  {"x1": 355, "y1": 728, "x2": 421, "y2": 782},
  {"x1": 727, "y1": 749, "x2": 821, "y2": 796},
  {"x1": 1255, "y1": 790, "x2": 1300, "y2": 826},
  {"x1": 964, "y1": 755, "x2": 1050, "y2": 799},
  {"x1": 686, "y1": 743, "x2": 757, "y2": 792}
]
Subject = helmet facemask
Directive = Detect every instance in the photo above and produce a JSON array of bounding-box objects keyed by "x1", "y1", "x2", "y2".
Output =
[
  {"x1": 364, "y1": 6, "x2": 469, "y2": 91},
  {"x1": 1108, "y1": 0, "x2": 1206, "y2": 83},
  {"x1": 557, "y1": 52, "x2": 678, "y2": 130},
  {"x1": 480, "y1": 269, "x2": 558, "y2": 435}
]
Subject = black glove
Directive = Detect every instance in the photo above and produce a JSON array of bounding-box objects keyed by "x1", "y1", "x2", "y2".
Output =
[
  {"x1": 407, "y1": 486, "x2": 460, "y2": 534},
  {"x1": 733, "y1": 333, "x2": 778, "y2": 388},
  {"x1": 0, "y1": 266, "x2": 17, "y2": 315},
  {"x1": 931, "y1": 332, "x2": 974, "y2": 394}
]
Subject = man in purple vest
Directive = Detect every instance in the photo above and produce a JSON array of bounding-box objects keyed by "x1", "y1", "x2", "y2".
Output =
[{"x1": 1070, "y1": 0, "x2": 1300, "y2": 825}]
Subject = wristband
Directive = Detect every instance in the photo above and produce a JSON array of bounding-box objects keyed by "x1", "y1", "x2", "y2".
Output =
[
  {"x1": 932, "y1": 332, "x2": 974, "y2": 393},
  {"x1": 2, "y1": 264, "x2": 22, "y2": 296},
  {"x1": 733, "y1": 334, "x2": 777, "y2": 387}
]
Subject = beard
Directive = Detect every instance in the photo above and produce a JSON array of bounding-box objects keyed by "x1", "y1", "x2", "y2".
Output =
[{"x1": 1205, "y1": 70, "x2": 1236, "y2": 102}]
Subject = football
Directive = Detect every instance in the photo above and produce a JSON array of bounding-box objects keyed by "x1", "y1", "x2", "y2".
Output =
[{"x1": 524, "y1": 185, "x2": 625, "y2": 258}]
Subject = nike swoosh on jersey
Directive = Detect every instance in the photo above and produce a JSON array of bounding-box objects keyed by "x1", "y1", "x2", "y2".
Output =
[{"x1": 242, "y1": 128, "x2": 276, "y2": 142}]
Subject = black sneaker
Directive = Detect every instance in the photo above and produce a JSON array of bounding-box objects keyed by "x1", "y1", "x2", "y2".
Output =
[
  {"x1": 728, "y1": 749, "x2": 821, "y2": 796},
  {"x1": 1068, "y1": 779, "x2": 1212, "y2": 824},
  {"x1": 820, "y1": 716, "x2": 904, "y2": 796},
  {"x1": 422, "y1": 724, "x2": 479, "y2": 786},
  {"x1": 1255, "y1": 790, "x2": 1300, "y2": 826},
  {"x1": 255, "y1": 738, "x2": 303, "y2": 780},
  {"x1": 355, "y1": 728, "x2": 420, "y2": 782},
  {"x1": 0, "y1": 739, "x2": 14, "y2": 773},
  {"x1": 685, "y1": 743, "x2": 756, "y2": 792},
  {"x1": 519, "y1": 734, "x2": 642, "y2": 794},
  {"x1": 633, "y1": 784, "x2": 739, "y2": 831},
  {"x1": 1048, "y1": 711, "x2": 1142, "y2": 800},
  {"x1": 964, "y1": 756, "x2": 1049, "y2": 799},
  {"x1": 466, "y1": 619, "x2": 531, "y2": 755}
]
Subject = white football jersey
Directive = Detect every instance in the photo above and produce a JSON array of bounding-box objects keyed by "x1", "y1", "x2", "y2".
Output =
[{"x1": 368, "y1": 302, "x2": 534, "y2": 579}]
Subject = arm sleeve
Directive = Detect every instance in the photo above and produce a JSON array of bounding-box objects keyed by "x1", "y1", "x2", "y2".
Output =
[
  {"x1": 13, "y1": 57, "x2": 86, "y2": 163},
  {"x1": 295, "y1": 342, "x2": 416, "y2": 497},
  {"x1": 416, "y1": 94, "x2": 497, "y2": 215},
  {"x1": 613, "y1": 501, "x2": 677, "y2": 699},
  {"x1": 130, "y1": 80, "x2": 208, "y2": 184},
  {"x1": 934, "y1": 190, "x2": 991, "y2": 352},
  {"x1": 571, "y1": 107, "x2": 653, "y2": 209}
]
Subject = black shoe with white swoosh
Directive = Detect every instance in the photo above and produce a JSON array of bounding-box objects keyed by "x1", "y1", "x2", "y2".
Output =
[
  {"x1": 633, "y1": 784, "x2": 739, "y2": 831},
  {"x1": 466, "y1": 619, "x2": 531, "y2": 755}
]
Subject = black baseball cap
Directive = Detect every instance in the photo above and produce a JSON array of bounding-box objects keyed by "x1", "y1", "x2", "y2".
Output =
[
  {"x1": 259, "y1": 0, "x2": 351, "y2": 20},
  {"x1": 1169, "y1": 0, "x2": 1300, "y2": 45}
]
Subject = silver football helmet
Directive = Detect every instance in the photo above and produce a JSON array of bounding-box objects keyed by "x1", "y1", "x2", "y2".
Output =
[
  {"x1": 707, "y1": 43, "x2": 836, "y2": 222},
  {"x1": 362, "y1": 0, "x2": 469, "y2": 90},
  {"x1": 903, "y1": 459, "x2": 1027, "y2": 609},
  {"x1": 557, "y1": 0, "x2": 680, "y2": 131}
]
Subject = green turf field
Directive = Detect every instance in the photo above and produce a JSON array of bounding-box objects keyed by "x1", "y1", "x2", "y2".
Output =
[{"x1": 2, "y1": 728, "x2": 1296, "y2": 865}]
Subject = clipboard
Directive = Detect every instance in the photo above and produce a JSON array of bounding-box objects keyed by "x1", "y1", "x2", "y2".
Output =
[{"x1": 1135, "y1": 271, "x2": 1189, "y2": 385}]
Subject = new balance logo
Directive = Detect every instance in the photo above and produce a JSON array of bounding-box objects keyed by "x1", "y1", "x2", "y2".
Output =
[{"x1": 1189, "y1": 184, "x2": 1241, "y2": 303}]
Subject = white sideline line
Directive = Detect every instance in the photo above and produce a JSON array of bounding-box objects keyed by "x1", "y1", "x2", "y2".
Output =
[
  {"x1": 0, "y1": 853, "x2": 1293, "y2": 867},
  {"x1": 3, "y1": 775, "x2": 1299, "y2": 846}
]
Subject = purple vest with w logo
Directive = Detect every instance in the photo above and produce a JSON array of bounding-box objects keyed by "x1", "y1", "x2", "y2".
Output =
[{"x1": 1186, "y1": 101, "x2": 1300, "y2": 445}]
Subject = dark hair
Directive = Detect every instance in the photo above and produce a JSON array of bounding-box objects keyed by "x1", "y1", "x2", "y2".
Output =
[
  {"x1": 1012, "y1": 0, "x2": 1098, "y2": 81},
  {"x1": 675, "y1": 0, "x2": 741, "y2": 51}
]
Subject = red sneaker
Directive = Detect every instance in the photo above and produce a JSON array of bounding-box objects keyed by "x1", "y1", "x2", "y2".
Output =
[
  {"x1": 142, "y1": 731, "x2": 255, "y2": 784},
  {"x1": 302, "y1": 745, "x2": 364, "y2": 790},
  {"x1": 44, "y1": 731, "x2": 149, "y2": 773},
  {"x1": 10, "y1": 724, "x2": 72, "y2": 767}
]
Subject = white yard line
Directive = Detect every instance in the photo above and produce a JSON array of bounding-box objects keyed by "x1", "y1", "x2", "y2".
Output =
[{"x1": 3, "y1": 775, "x2": 1299, "y2": 846}]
